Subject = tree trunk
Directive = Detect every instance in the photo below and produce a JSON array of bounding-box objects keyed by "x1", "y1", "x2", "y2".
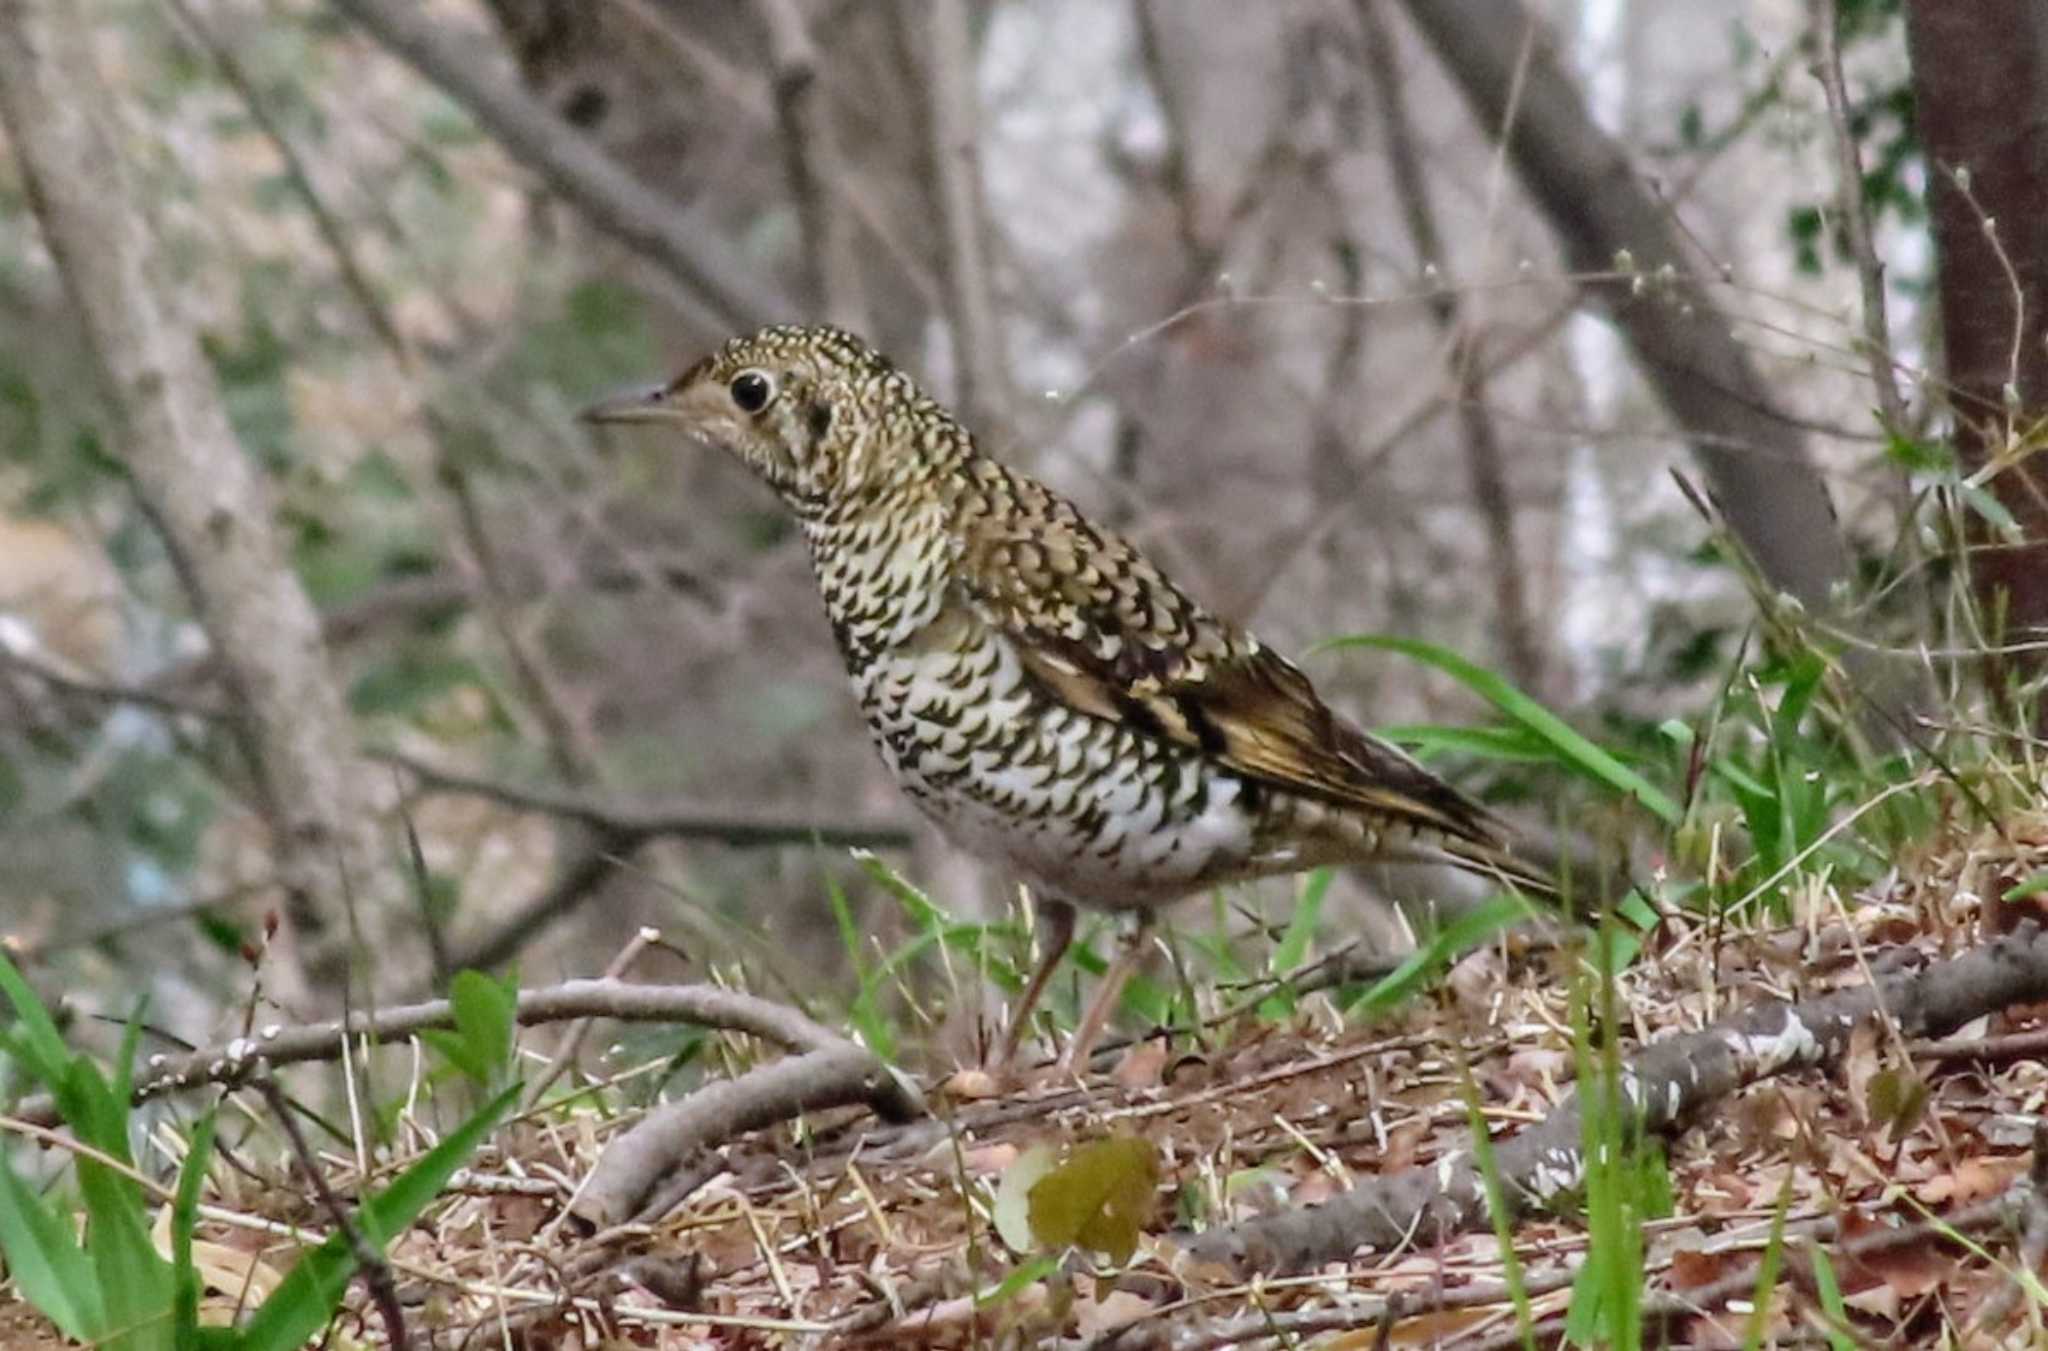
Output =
[
  {"x1": 0, "y1": 0, "x2": 401, "y2": 1001},
  {"x1": 1398, "y1": 2, "x2": 1854, "y2": 624},
  {"x1": 1903, "y1": 0, "x2": 2048, "y2": 722}
]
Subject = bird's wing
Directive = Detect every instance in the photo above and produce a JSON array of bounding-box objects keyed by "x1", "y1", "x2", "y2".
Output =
[{"x1": 950, "y1": 471, "x2": 1499, "y2": 851}]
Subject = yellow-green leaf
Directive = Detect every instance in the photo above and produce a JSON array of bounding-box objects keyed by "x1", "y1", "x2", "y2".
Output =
[{"x1": 1027, "y1": 1136, "x2": 1161, "y2": 1265}]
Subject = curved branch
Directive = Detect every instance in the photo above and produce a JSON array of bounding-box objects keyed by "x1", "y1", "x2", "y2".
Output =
[{"x1": 15, "y1": 977, "x2": 922, "y2": 1128}]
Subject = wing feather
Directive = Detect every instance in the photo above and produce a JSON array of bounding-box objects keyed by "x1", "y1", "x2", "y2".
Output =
[{"x1": 950, "y1": 470, "x2": 1508, "y2": 854}]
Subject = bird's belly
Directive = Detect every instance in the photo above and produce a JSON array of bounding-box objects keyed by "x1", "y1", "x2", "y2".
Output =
[{"x1": 856, "y1": 643, "x2": 1267, "y2": 909}]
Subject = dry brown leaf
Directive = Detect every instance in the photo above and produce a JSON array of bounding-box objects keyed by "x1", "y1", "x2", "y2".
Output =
[
  {"x1": 1916, "y1": 1154, "x2": 2025, "y2": 1205},
  {"x1": 1112, "y1": 1038, "x2": 1170, "y2": 1089}
]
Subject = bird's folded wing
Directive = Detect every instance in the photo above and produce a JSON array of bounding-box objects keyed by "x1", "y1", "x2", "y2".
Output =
[{"x1": 951, "y1": 506, "x2": 1494, "y2": 847}]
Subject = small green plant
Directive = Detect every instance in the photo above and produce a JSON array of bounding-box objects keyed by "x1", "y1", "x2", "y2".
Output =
[
  {"x1": 0, "y1": 951, "x2": 516, "y2": 1349},
  {"x1": 1560, "y1": 922, "x2": 1673, "y2": 1350}
]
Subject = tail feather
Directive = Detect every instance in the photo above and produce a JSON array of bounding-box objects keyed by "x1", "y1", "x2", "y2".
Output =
[{"x1": 1435, "y1": 828, "x2": 1561, "y2": 903}]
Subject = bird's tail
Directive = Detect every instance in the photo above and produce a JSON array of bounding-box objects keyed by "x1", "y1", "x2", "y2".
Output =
[{"x1": 1435, "y1": 830, "x2": 1562, "y2": 904}]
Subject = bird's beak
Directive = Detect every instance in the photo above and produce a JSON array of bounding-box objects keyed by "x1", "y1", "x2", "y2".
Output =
[{"x1": 578, "y1": 384, "x2": 683, "y2": 427}]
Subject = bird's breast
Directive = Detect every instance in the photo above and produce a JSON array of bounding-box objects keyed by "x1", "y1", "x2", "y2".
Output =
[{"x1": 850, "y1": 626, "x2": 1273, "y2": 907}]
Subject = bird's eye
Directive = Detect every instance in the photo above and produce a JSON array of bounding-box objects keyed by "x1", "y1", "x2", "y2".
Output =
[{"x1": 730, "y1": 370, "x2": 776, "y2": 414}]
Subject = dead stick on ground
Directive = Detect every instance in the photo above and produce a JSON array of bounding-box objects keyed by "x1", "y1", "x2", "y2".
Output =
[
  {"x1": 13, "y1": 979, "x2": 923, "y2": 1130},
  {"x1": 1179, "y1": 922, "x2": 2048, "y2": 1275}
]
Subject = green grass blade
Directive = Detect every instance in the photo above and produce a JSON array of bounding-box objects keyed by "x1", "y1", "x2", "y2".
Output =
[
  {"x1": 0, "y1": 950, "x2": 72, "y2": 1085},
  {"x1": 1805, "y1": 1246, "x2": 1856, "y2": 1351},
  {"x1": 238, "y1": 1081, "x2": 519, "y2": 1351},
  {"x1": 1318, "y1": 634, "x2": 1681, "y2": 824},
  {"x1": 0, "y1": 1154, "x2": 102, "y2": 1340},
  {"x1": 1258, "y1": 870, "x2": 1331, "y2": 1020},
  {"x1": 172, "y1": 1113, "x2": 216, "y2": 1350},
  {"x1": 1458, "y1": 1065, "x2": 1537, "y2": 1351},
  {"x1": 1740, "y1": 1176, "x2": 1793, "y2": 1351}
]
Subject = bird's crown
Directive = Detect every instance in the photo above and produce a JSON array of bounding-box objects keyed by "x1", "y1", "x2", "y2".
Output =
[{"x1": 585, "y1": 324, "x2": 972, "y2": 513}]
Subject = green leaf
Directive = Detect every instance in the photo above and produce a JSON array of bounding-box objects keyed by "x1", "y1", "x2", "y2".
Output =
[
  {"x1": 1377, "y1": 722, "x2": 1557, "y2": 764},
  {"x1": 237, "y1": 1081, "x2": 519, "y2": 1351},
  {"x1": 1741, "y1": 1177, "x2": 1794, "y2": 1351},
  {"x1": 0, "y1": 1155, "x2": 102, "y2": 1340},
  {"x1": 1026, "y1": 1136, "x2": 1161, "y2": 1266},
  {"x1": 976, "y1": 1253, "x2": 1060, "y2": 1309},
  {"x1": 0, "y1": 950, "x2": 73, "y2": 1085},
  {"x1": 1318, "y1": 635, "x2": 1681, "y2": 824},
  {"x1": 1807, "y1": 1246, "x2": 1857, "y2": 1351},
  {"x1": 1881, "y1": 431, "x2": 1950, "y2": 473},
  {"x1": 2007, "y1": 869, "x2": 2048, "y2": 902},
  {"x1": 1958, "y1": 482, "x2": 2023, "y2": 541},
  {"x1": 172, "y1": 1113, "x2": 217, "y2": 1349},
  {"x1": 446, "y1": 970, "x2": 517, "y2": 1088}
]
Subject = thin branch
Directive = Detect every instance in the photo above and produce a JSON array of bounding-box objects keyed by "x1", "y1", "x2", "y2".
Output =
[
  {"x1": 371, "y1": 747, "x2": 916, "y2": 851},
  {"x1": 14, "y1": 977, "x2": 924, "y2": 1128},
  {"x1": 251, "y1": 1075, "x2": 409, "y2": 1351},
  {"x1": 1809, "y1": 0, "x2": 1909, "y2": 431},
  {"x1": 328, "y1": 0, "x2": 789, "y2": 332},
  {"x1": 1357, "y1": 2, "x2": 1545, "y2": 692},
  {"x1": 165, "y1": 0, "x2": 414, "y2": 373},
  {"x1": 447, "y1": 826, "x2": 642, "y2": 974}
]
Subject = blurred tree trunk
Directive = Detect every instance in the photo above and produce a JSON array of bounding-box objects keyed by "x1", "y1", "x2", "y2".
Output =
[
  {"x1": 0, "y1": 0, "x2": 402, "y2": 1002},
  {"x1": 1395, "y1": 3, "x2": 1855, "y2": 625},
  {"x1": 1904, "y1": 0, "x2": 2048, "y2": 723}
]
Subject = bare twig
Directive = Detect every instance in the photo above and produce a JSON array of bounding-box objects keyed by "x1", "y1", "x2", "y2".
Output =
[
  {"x1": 371, "y1": 746, "x2": 916, "y2": 851},
  {"x1": 165, "y1": 0, "x2": 414, "y2": 372},
  {"x1": 759, "y1": 0, "x2": 867, "y2": 330},
  {"x1": 521, "y1": 925, "x2": 667, "y2": 1112},
  {"x1": 579, "y1": 1041, "x2": 910, "y2": 1228},
  {"x1": 329, "y1": 0, "x2": 788, "y2": 332},
  {"x1": 1398, "y1": 0, "x2": 1855, "y2": 627},
  {"x1": 1357, "y1": 2, "x2": 1544, "y2": 692},
  {"x1": 252, "y1": 1075, "x2": 409, "y2": 1350},
  {"x1": 1809, "y1": 0, "x2": 1908, "y2": 431},
  {"x1": 1969, "y1": 1118, "x2": 2048, "y2": 1335},
  {"x1": 901, "y1": 0, "x2": 1010, "y2": 431},
  {"x1": 444, "y1": 826, "x2": 643, "y2": 973},
  {"x1": 15, "y1": 977, "x2": 924, "y2": 1128}
]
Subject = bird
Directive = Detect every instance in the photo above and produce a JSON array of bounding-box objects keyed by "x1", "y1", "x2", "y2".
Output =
[{"x1": 583, "y1": 324, "x2": 1556, "y2": 1074}]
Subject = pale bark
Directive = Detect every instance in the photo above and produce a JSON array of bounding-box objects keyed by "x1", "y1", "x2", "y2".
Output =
[{"x1": 0, "y1": 0, "x2": 397, "y2": 997}]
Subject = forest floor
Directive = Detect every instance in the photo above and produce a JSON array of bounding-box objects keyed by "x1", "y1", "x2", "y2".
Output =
[{"x1": 5, "y1": 812, "x2": 2048, "y2": 1349}]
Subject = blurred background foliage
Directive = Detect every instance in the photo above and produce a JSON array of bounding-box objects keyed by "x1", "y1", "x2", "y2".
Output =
[{"x1": 0, "y1": 0, "x2": 2038, "y2": 1062}]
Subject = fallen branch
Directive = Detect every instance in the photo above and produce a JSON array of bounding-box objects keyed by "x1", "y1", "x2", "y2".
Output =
[
  {"x1": 14, "y1": 977, "x2": 922, "y2": 1130},
  {"x1": 1178, "y1": 922, "x2": 2048, "y2": 1274},
  {"x1": 573, "y1": 1041, "x2": 910, "y2": 1229}
]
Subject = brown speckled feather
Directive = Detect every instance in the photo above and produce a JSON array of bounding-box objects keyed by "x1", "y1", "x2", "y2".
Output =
[
  {"x1": 948, "y1": 459, "x2": 1507, "y2": 859},
  {"x1": 585, "y1": 321, "x2": 1556, "y2": 974}
]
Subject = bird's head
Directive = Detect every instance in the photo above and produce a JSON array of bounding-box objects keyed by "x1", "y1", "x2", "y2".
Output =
[{"x1": 581, "y1": 324, "x2": 965, "y2": 512}]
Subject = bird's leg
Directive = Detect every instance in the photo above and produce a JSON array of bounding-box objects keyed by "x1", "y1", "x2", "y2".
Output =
[
  {"x1": 998, "y1": 895, "x2": 1076, "y2": 1067},
  {"x1": 1056, "y1": 910, "x2": 1156, "y2": 1077}
]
